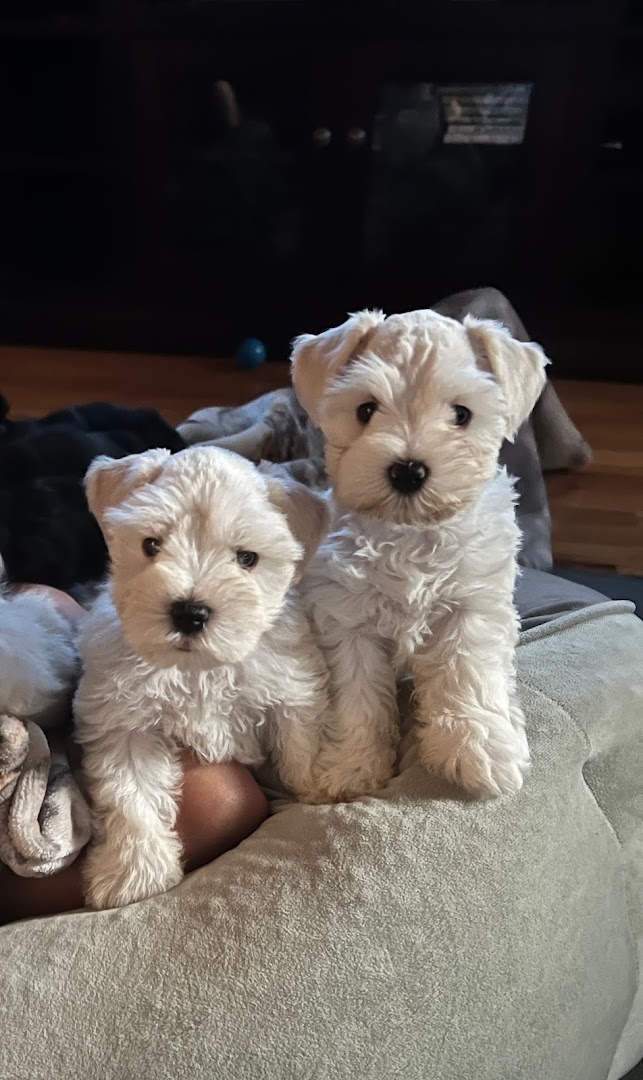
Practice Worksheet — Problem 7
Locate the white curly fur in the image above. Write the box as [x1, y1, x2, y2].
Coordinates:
[74, 446, 329, 910]
[292, 308, 549, 802]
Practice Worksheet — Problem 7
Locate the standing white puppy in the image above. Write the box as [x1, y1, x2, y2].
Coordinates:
[292, 308, 548, 802]
[74, 446, 329, 909]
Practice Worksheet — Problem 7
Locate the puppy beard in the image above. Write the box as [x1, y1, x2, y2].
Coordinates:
[113, 577, 283, 670]
[327, 441, 498, 527]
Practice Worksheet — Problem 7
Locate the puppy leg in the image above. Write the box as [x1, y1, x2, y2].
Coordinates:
[311, 635, 399, 802]
[271, 700, 324, 800]
[83, 730, 184, 910]
[264, 635, 329, 799]
[413, 609, 530, 798]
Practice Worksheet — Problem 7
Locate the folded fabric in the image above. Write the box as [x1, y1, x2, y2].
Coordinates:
[0, 715, 91, 877]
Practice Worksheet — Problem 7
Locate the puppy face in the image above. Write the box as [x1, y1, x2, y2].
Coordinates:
[85, 447, 327, 669]
[292, 309, 548, 526]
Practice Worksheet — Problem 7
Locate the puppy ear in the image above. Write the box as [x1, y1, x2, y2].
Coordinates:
[464, 315, 549, 439]
[291, 310, 385, 424]
[85, 448, 171, 533]
[264, 473, 330, 583]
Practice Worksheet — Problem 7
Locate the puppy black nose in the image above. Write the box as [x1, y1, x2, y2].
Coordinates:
[170, 600, 212, 636]
[387, 459, 429, 494]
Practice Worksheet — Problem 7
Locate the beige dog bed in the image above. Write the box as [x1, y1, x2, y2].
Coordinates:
[1, 573, 641, 1080]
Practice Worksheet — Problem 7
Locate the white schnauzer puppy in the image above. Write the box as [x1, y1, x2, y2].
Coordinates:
[291, 308, 549, 803]
[74, 445, 329, 910]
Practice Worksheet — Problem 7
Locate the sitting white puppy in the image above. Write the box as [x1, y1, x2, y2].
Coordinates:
[292, 308, 549, 802]
[74, 445, 329, 910]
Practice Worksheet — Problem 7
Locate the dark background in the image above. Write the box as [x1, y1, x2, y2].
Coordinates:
[0, 0, 641, 379]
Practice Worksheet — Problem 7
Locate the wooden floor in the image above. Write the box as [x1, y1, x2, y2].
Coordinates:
[548, 381, 643, 575]
[1, 345, 642, 576]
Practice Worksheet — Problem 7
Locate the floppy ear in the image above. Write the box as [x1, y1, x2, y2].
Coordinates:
[264, 473, 330, 583]
[85, 448, 171, 535]
[464, 315, 550, 440]
[291, 310, 386, 425]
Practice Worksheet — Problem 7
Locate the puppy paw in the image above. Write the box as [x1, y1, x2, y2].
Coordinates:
[277, 764, 317, 802]
[419, 718, 530, 798]
[300, 755, 396, 804]
[454, 740, 528, 798]
[84, 834, 184, 910]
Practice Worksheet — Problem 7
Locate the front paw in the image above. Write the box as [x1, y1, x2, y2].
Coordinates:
[419, 717, 530, 798]
[84, 833, 184, 910]
[301, 752, 396, 804]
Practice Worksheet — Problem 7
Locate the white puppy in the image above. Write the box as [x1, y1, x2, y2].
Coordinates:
[292, 308, 548, 802]
[74, 445, 329, 910]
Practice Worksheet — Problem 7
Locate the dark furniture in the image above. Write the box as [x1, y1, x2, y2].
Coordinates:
[0, 1, 640, 378]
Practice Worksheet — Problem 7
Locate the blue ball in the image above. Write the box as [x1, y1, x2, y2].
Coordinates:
[235, 337, 267, 370]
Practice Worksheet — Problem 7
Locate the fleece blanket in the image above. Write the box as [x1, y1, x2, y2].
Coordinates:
[0, 716, 91, 876]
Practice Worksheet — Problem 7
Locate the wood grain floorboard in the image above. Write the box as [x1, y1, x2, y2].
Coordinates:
[548, 380, 643, 574]
[1, 348, 642, 575]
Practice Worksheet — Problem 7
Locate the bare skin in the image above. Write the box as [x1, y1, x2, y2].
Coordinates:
[0, 587, 269, 926]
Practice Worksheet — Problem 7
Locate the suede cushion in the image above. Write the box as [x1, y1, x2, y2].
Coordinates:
[1, 580, 641, 1080]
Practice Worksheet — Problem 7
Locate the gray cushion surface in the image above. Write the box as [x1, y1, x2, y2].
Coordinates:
[1, 576, 641, 1080]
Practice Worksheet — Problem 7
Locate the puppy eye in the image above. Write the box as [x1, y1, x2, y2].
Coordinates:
[236, 550, 259, 570]
[453, 405, 472, 428]
[356, 401, 378, 425]
[142, 537, 162, 558]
